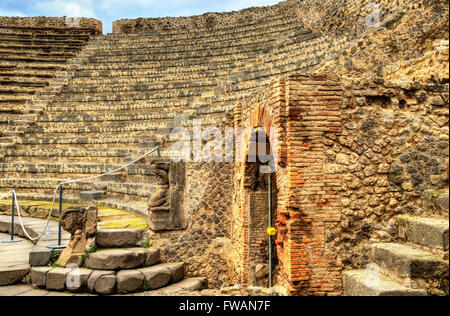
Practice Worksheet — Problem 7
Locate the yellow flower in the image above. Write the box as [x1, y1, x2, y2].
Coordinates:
[266, 227, 277, 236]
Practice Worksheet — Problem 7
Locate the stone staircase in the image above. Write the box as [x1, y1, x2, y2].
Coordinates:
[0, 25, 96, 146]
[344, 191, 449, 296]
[30, 228, 206, 295]
[0, 9, 346, 217]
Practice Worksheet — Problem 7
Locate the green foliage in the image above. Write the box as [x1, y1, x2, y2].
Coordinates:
[49, 251, 60, 267]
[143, 282, 151, 291]
[141, 240, 152, 249]
[87, 245, 98, 254]
[81, 245, 99, 267]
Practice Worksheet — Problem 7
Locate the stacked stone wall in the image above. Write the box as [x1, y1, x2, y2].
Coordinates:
[0, 16, 102, 34]
[149, 162, 235, 289]
[112, 1, 297, 34]
[326, 78, 449, 271]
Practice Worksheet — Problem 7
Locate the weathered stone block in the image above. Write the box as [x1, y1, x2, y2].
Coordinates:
[31, 267, 52, 288]
[29, 246, 52, 267]
[139, 265, 171, 290]
[159, 262, 185, 283]
[116, 270, 144, 294]
[95, 274, 116, 295]
[85, 248, 147, 270]
[46, 268, 68, 291]
[343, 270, 426, 296]
[0, 265, 30, 286]
[87, 270, 114, 293]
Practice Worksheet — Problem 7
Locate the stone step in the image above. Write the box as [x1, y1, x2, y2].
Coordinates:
[0, 179, 158, 201]
[30, 264, 201, 295]
[88, 30, 313, 62]
[60, 81, 216, 94]
[79, 191, 105, 201]
[0, 162, 160, 177]
[85, 248, 160, 270]
[1, 148, 160, 163]
[96, 229, 150, 248]
[396, 215, 449, 251]
[0, 70, 55, 79]
[106, 13, 296, 36]
[0, 36, 88, 46]
[435, 192, 449, 213]
[14, 134, 159, 145]
[0, 265, 30, 286]
[78, 38, 325, 73]
[343, 270, 427, 296]
[13, 192, 148, 217]
[103, 21, 298, 45]
[372, 243, 449, 280]
[101, 26, 300, 49]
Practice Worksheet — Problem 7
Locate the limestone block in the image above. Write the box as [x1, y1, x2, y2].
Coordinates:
[139, 265, 171, 290]
[31, 267, 52, 288]
[46, 268, 68, 291]
[116, 270, 145, 294]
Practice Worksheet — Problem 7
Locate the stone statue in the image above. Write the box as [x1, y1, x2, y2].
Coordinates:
[56, 205, 98, 267]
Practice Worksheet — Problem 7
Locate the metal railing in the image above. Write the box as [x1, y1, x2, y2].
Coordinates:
[0, 145, 161, 247]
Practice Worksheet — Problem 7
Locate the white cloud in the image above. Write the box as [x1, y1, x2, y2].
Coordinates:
[35, 0, 96, 18]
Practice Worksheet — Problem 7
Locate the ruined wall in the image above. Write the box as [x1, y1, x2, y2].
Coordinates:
[327, 78, 449, 270]
[112, 1, 297, 34]
[235, 73, 448, 295]
[0, 16, 102, 34]
[234, 75, 344, 296]
[233, 78, 290, 290]
[309, 0, 449, 83]
[149, 162, 235, 289]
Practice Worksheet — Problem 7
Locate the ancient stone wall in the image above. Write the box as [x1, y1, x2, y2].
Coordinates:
[311, 0, 449, 83]
[326, 78, 449, 271]
[112, 1, 297, 34]
[234, 73, 448, 295]
[233, 78, 290, 290]
[149, 162, 235, 289]
[0, 16, 102, 34]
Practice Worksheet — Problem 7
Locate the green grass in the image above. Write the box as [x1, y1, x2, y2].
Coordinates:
[49, 251, 61, 267]
[81, 245, 99, 268]
[141, 241, 152, 249]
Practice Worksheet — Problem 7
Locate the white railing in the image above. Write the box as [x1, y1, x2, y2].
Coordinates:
[0, 146, 160, 244]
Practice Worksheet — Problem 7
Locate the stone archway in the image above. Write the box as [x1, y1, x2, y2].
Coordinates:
[233, 103, 285, 287]
[244, 128, 278, 287]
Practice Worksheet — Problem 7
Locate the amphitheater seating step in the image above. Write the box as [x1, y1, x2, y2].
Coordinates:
[85, 248, 160, 270]
[372, 243, 449, 279]
[396, 215, 449, 251]
[343, 270, 427, 296]
[96, 229, 149, 248]
[79, 191, 105, 201]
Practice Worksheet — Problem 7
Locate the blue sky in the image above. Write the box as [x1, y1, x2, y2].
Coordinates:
[0, 0, 282, 33]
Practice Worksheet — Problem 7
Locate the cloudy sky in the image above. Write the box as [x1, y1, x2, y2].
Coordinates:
[0, 0, 281, 33]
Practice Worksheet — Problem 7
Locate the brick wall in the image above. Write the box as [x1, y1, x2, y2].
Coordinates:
[235, 73, 448, 295]
[234, 75, 343, 295]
